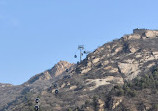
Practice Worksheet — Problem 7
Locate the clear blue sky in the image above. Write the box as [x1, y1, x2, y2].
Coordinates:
[0, 0, 158, 85]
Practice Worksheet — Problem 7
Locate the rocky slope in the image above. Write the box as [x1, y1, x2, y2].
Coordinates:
[1, 29, 158, 111]
[25, 60, 75, 84]
[0, 61, 74, 111]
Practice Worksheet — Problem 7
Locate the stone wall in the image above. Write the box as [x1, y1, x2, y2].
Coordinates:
[133, 28, 158, 38]
[133, 29, 147, 35]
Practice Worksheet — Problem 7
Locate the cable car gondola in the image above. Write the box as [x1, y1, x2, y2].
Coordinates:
[55, 89, 59, 94]
[74, 55, 77, 58]
[34, 105, 39, 111]
[66, 69, 69, 72]
[54, 83, 57, 88]
[35, 98, 40, 103]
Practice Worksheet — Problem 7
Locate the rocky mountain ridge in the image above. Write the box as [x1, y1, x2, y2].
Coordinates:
[25, 61, 74, 85]
[0, 61, 74, 111]
[1, 29, 158, 111]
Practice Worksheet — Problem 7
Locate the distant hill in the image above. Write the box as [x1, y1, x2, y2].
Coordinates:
[1, 29, 158, 111]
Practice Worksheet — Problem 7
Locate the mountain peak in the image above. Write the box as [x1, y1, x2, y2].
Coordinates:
[55, 60, 72, 68]
[52, 60, 74, 77]
[25, 60, 74, 84]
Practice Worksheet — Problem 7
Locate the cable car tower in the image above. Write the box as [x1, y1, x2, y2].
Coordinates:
[78, 45, 84, 62]
[74, 45, 90, 63]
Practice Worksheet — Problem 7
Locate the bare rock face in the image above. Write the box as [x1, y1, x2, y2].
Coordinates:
[52, 61, 74, 77]
[39, 71, 52, 80]
[123, 34, 141, 40]
[118, 62, 140, 80]
[98, 99, 105, 111]
[110, 97, 123, 110]
[26, 61, 74, 84]
[145, 30, 158, 38]
[86, 76, 124, 91]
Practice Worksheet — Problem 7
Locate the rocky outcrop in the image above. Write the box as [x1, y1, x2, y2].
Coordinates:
[110, 97, 123, 110]
[86, 76, 124, 91]
[26, 61, 74, 84]
[98, 99, 105, 111]
[123, 34, 141, 40]
[52, 61, 74, 77]
[118, 62, 140, 80]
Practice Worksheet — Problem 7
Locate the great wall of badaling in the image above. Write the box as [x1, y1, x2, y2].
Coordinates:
[122, 28, 158, 40]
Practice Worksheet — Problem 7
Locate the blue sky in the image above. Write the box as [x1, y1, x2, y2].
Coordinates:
[0, 0, 158, 85]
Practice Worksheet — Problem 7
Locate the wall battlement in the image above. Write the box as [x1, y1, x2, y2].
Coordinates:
[133, 28, 158, 38]
[133, 28, 149, 35]
[123, 29, 158, 41]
